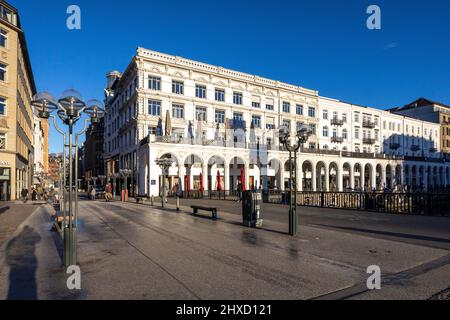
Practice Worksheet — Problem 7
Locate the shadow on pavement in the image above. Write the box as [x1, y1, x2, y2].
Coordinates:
[5, 226, 41, 300]
[0, 206, 9, 215]
[315, 224, 450, 244]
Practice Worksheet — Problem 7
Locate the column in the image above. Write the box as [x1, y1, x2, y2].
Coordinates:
[399, 166, 403, 190]
[360, 165, 365, 191]
[202, 163, 208, 192]
[280, 165, 285, 191]
[311, 164, 317, 191]
[224, 164, 230, 193]
[338, 168, 343, 192]
[263, 165, 269, 192]
[324, 166, 330, 192]
[349, 166, 355, 190]
[178, 165, 185, 192]
[380, 168, 386, 190]
[371, 166, 377, 190]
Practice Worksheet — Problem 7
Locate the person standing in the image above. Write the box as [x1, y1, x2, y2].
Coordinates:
[90, 187, 96, 200]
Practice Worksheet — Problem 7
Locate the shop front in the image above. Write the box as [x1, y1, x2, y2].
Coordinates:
[0, 167, 11, 201]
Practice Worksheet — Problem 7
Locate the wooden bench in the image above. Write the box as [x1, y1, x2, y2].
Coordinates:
[191, 205, 218, 220]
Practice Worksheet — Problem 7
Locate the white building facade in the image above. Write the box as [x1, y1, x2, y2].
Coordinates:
[103, 48, 450, 196]
[33, 113, 44, 184]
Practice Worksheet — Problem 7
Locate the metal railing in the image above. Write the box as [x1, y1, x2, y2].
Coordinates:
[266, 190, 450, 216]
[170, 189, 450, 215]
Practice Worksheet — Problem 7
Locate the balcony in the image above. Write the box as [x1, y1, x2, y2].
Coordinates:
[389, 143, 401, 149]
[228, 119, 247, 131]
[410, 145, 421, 152]
[331, 136, 344, 143]
[330, 118, 344, 126]
[363, 138, 376, 145]
[362, 121, 376, 129]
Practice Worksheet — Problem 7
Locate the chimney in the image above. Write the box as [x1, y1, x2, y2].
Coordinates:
[106, 71, 122, 89]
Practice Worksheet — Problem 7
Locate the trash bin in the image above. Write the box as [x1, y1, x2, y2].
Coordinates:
[242, 191, 263, 227]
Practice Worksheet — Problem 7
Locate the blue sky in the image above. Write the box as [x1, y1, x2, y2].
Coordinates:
[13, 0, 450, 153]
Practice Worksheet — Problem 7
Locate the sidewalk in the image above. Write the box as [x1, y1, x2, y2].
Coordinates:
[1, 199, 449, 299]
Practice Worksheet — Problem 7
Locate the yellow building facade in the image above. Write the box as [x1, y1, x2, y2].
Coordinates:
[0, 1, 37, 201]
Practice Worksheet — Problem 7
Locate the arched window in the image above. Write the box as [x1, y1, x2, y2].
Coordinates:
[332, 128, 337, 138]
[342, 146, 348, 151]
[323, 126, 329, 137]
[323, 145, 329, 150]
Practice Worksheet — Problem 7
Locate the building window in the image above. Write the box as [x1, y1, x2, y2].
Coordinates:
[172, 103, 184, 119]
[0, 63, 6, 81]
[308, 124, 316, 135]
[252, 102, 260, 109]
[342, 113, 347, 123]
[233, 92, 243, 105]
[296, 104, 303, 115]
[195, 106, 207, 121]
[308, 107, 316, 118]
[266, 123, 275, 130]
[252, 115, 261, 128]
[332, 128, 337, 138]
[215, 110, 225, 124]
[233, 112, 243, 121]
[282, 119, 291, 130]
[342, 129, 348, 140]
[296, 121, 304, 131]
[172, 80, 184, 94]
[322, 126, 329, 137]
[282, 102, 290, 113]
[354, 112, 360, 123]
[323, 110, 328, 120]
[148, 76, 161, 90]
[355, 127, 360, 139]
[0, 133, 5, 149]
[148, 99, 161, 116]
[215, 88, 225, 102]
[0, 96, 5, 115]
[266, 104, 274, 111]
[323, 145, 329, 150]
[148, 127, 156, 135]
[0, 29, 7, 48]
[195, 85, 206, 99]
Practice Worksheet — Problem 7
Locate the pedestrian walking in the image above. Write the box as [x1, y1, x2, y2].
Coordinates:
[21, 188, 28, 203]
[237, 182, 243, 202]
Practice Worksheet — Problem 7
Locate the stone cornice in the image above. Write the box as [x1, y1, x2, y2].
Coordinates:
[136, 47, 318, 98]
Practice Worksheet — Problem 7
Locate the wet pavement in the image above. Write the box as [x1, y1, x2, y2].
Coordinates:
[1, 199, 449, 299]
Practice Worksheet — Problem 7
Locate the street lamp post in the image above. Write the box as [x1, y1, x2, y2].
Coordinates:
[155, 158, 174, 208]
[119, 169, 132, 201]
[32, 91, 105, 267]
[279, 126, 311, 236]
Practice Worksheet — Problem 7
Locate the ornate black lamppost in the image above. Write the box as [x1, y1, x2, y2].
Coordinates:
[155, 158, 173, 208]
[279, 126, 311, 236]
